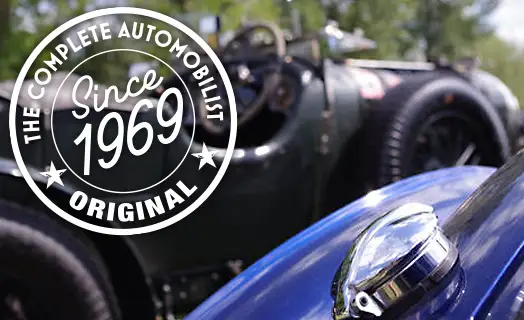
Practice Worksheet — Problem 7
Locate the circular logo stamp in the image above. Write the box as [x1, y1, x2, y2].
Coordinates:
[9, 7, 237, 235]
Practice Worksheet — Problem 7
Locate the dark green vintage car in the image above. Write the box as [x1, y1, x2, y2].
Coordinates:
[0, 17, 520, 319]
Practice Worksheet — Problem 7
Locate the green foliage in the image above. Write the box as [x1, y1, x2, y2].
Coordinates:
[281, 0, 324, 33]
[476, 35, 524, 107]
[408, 0, 498, 60]
[0, 0, 521, 107]
[335, 0, 418, 59]
[0, 0, 126, 82]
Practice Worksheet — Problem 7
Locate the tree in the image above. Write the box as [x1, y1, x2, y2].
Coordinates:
[410, 0, 501, 60]
[476, 35, 524, 107]
[0, 0, 119, 81]
[0, 0, 10, 59]
[334, 0, 419, 59]
[283, 0, 325, 33]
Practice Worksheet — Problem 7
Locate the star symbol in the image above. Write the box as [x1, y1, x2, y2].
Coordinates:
[192, 143, 218, 170]
[40, 162, 67, 188]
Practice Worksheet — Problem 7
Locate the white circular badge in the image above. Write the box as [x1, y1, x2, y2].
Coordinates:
[9, 7, 237, 235]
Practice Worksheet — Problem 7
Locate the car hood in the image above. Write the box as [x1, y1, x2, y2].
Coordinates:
[187, 165, 500, 319]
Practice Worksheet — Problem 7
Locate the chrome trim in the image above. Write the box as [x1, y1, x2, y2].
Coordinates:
[344, 59, 436, 71]
[332, 203, 459, 319]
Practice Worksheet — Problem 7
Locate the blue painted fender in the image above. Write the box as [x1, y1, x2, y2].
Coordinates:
[187, 166, 496, 320]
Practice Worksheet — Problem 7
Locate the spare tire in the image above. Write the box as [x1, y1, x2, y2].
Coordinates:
[361, 70, 511, 190]
[0, 200, 120, 320]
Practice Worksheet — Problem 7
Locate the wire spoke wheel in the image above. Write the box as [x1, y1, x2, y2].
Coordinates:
[410, 110, 487, 176]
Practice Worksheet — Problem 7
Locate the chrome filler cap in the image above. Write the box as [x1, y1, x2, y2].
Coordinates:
[331, 203, 458, 319]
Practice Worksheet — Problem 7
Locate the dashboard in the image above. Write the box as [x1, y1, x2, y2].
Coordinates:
[163, 37, 320, 149]
[182, 63, 303, 149]
[182, 72, 298, 124]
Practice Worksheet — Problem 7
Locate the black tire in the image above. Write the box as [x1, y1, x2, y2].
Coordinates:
[516, 109, 524, 151]
[0, 200, 120, 320]
[361, 71, 511, 189]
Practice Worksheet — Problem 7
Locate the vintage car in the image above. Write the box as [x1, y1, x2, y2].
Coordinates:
[0, 18, 521, 319]
[185, 148, 524, 320]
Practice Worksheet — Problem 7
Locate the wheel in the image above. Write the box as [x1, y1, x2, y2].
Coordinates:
[361, 71, 511, 189]
[0, 200, 120, 320]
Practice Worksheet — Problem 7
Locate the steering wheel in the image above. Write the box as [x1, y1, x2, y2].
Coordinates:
[199, 21, 287, 134]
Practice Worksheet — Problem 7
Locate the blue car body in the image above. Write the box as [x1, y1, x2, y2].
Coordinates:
[187, 156, 524, 319]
